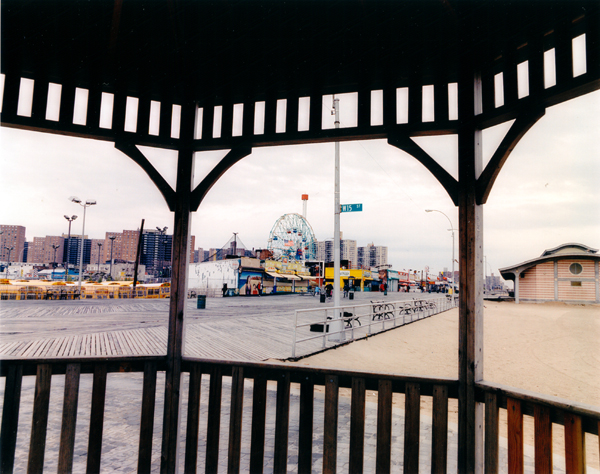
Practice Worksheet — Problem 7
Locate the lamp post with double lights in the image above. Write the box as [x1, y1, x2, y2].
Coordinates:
[4, 246, 14, 278]
[97, 242, 103, 279]
[64, 215, 77, 281]
[425, 209, 457, 294]
[156, 226, 167, 278]
[70, 197, 96, 294]
[109, 235, 116, 280]
[51, 244, 60, 280]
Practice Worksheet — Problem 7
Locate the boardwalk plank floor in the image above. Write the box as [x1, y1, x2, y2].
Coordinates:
[0, 293, 448, 361]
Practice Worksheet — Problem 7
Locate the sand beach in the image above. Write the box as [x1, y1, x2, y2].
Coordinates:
[286, 300, 600, 469]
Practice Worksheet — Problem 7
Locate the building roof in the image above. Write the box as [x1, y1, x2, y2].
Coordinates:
[499, 243, 600, 281]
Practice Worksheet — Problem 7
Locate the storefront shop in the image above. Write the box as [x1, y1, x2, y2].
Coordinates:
[324, 268, 373, 291]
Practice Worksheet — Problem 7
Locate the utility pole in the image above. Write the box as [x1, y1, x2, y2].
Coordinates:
[331, 96, 344, 340]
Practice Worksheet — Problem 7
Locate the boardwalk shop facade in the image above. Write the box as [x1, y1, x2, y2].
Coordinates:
[500, 243, 600, 304]
[1, 2, 599, 473]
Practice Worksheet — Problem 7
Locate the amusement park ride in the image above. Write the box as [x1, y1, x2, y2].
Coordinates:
[266, 212, 316, 262]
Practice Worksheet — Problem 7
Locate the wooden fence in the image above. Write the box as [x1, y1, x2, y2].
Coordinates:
[0, 357, 598, 473]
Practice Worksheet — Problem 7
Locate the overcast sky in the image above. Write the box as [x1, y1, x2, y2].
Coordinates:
[1, 89, 599, 279]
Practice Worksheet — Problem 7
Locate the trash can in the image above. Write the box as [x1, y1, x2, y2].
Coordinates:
[349, 291, 354, 300]
[320, 294, 326, 303]
[197, 295, 206, 309]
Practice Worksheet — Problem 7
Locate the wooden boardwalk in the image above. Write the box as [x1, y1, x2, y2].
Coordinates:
[0, 293, 448, 361]
[0, 295, 330, 360]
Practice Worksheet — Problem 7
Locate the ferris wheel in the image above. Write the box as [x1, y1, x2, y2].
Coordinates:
[267, 213, 316, 261]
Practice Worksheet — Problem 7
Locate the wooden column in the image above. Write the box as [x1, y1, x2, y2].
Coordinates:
[160, 101, 196, 474]
[457, 17, 485, 472]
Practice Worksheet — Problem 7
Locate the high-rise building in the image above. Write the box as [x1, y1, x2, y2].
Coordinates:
[121, 230, 140, 262]
[357, 243, 388, 269]
[140, 229, 173, 275]
[90, 239, 105, 269]
[341, 239, 357, 268]
[103, 232, 123, 263]
[29, 236, 65, 264]
[0, 225, 27, 262]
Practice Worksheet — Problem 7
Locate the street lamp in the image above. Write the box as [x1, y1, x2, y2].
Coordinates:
[109, 235, 116, 280]
[4, 246, 14, 278]
[70, 197, 96, 294]
[97, 242, 103, 278]
[51, 243, 60, 280]
[156, 226, 167, 278]
[425, 209, 457, 294]
[64, 215, 77, 281]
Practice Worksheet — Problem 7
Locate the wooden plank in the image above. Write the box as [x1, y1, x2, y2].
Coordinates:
[86, 363, 108, 474]
[484, 392, 499, 474]
[507, 397, 524, 474]
[184, 364, 202, 474]
[564, 413, 585, 474]
[432, 384, 449, 474]
[404, 382, 421, 474]
[534, 404, 552, 474]
[58, 363, 81, 474]
[0, 363, 23, 474]
[249, 375, 268, 474]
[273, 372, 291, 474]
[137, 361, 157, 473]
[323, 375, 339, 474]
[376, 379, 393, 474]
[27, 364, 52, 474]
[298, 375, 315, 474]
[227, 367, 245, 474]
[205, 366, 223, 474]
[349, 377, 366, 474]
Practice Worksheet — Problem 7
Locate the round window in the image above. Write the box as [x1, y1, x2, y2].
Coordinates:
[569, 263, 583, 275]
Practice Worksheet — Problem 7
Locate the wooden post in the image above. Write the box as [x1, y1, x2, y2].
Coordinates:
[160, 102, 196, 473]
[457, 13, 485, 471]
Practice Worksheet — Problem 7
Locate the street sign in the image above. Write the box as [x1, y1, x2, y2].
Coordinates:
[341, 203, 363, 213]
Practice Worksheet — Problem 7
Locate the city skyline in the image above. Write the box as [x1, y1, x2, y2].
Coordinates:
[1, 90, 599, 277]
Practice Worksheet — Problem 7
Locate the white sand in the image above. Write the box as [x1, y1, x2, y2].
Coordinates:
[286, 301, 600, 467]
[290, 301, 600, 407]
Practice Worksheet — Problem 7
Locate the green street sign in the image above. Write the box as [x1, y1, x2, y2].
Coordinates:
[341, 203, 363, 213]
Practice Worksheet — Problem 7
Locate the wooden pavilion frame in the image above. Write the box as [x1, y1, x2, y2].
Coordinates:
[1, 1, 599, 472]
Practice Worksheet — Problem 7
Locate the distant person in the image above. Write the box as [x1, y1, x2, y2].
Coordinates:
[325, 283, 333, 298]
[257, 282, 262, 296]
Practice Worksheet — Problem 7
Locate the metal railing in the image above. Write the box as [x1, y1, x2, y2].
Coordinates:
[292, 296, 458, 358]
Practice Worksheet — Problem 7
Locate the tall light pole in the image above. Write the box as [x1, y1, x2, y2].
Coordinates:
[109, 235, 116, 280]
[97, 242, 103, 278]
[51, 243, 60, 279]
[64, 215, 77, 281]
[70, 197, 96, 294]
[4, 246, 14, 278]
[156, 226, 167, 279]
[425, 209, 457, 294]
[331, 96, 344, 340]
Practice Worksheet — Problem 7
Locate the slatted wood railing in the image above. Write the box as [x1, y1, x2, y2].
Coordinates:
[1, 356, 599, 473]
[477, 381, 600, 474]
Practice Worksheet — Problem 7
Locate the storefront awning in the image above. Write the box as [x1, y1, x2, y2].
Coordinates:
[298, 275, 318, 280]
[266, 271, 301, 280]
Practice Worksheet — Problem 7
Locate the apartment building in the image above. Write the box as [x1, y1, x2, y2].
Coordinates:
[0, 224, 27, 262]
[29, 236, 65, 265]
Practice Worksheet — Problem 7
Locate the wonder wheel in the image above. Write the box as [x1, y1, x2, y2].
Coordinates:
[267, 213, 316, 261]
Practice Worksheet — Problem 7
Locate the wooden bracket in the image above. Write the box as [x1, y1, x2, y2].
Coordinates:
[114, 141, 177, 211]
[388, 133, 459, 206]
[190, 147, 252, 211]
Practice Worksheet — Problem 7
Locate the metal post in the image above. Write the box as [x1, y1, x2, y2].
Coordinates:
[109, 235, 115, 279]
[330, 96, 344, 340]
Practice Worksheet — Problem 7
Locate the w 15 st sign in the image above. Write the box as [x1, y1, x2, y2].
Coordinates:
[341, 203, 363, 213]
